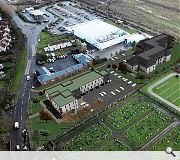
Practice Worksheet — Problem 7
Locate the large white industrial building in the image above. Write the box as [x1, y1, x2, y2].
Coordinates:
[66, 19, 129, 50]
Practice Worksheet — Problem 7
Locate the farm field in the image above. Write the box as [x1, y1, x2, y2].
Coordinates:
[153, 75, 180, 107]
[100, 139, 130, 151]
[62, 123, 112, 151]
[149, 126, 180, 151]
[106, 97, 152, 129]
[125, 111, 172, 148]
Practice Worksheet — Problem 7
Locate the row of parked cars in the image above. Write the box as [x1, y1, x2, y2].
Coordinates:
[46, 54, 68, 63]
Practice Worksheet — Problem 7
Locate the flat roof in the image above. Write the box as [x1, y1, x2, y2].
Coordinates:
[46, 70, 107, 106]
[66, 19, 129, 50]
[53, 95, 75, 107]
[47, 71, 105, 95]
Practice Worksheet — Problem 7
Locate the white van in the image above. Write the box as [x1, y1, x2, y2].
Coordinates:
[14, 122, 19, 129]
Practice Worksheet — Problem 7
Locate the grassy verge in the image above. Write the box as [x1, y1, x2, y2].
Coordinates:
[30, 115, 72, 147]
[11, 49, 27, 94]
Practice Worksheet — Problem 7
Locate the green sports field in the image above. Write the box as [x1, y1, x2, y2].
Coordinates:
[153, 76, 180, 107]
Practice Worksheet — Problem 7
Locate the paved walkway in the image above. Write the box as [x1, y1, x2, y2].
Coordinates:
[29, 113, 39, 119]
[147, 73, 180, 112]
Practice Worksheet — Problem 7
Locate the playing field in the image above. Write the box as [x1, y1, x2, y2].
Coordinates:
[153, 76, 180, 107]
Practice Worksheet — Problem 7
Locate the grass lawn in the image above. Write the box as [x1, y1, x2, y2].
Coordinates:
[29, 102, 43, 115]
[106, 97, 152, 130]
[100, 139, 130, 151]
[0, 80, 5, 89]
[11, 48, 27, 94]
[30, 116, 72, 147]
[125, 111, 172, 148]
[62, 123, 112, 151]
[148, 126, 180, 151]
[153, 75, 180, 107]
[105, 20, 136, 34]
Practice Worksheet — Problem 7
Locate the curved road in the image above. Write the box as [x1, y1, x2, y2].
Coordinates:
[1, 0, 49, 150]
[147, 73, 180, 113]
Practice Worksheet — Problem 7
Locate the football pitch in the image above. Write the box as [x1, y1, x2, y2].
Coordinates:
[153, 76, 180, 107]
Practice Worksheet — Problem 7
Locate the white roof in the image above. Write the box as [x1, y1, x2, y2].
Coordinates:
[66, 19, 129, 50]
[30, 10, 44, 16]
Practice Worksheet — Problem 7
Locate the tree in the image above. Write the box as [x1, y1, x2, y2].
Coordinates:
[107, 64, 111, 68]
[118, 62, 127, 71]
[33, 98, 40, 107]
[131, 41, 136, 50]
[112, 64, 117, 69]
[39, 110, 52, 123]
[136, 71, 146, 84]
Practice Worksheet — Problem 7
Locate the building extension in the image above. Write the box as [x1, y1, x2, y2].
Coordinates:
[45, 70, 109, 115]
[126, 34, 174, 74]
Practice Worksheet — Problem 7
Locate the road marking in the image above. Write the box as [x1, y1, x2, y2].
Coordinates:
[24, 60, 31, 75]
[22, 100, 23, 106]
[21, 106, 23, 113]
[21, 115, 23, 121]
[32, 44, 36, 57]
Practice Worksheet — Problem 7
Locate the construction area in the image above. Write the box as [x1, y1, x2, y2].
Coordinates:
[77, 0, 180, 39]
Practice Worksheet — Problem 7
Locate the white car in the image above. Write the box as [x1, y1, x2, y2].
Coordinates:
[114, 57, 118, 60]
[123, 79, 128, 82]
[110, 71, 114, 74]
[123, 60, 127, 63]
[120, 87, 125, 91]
[132, 83, 137, 87]
[114, 73, 118, 76]
[117, 75, 122, 79]
[107, 79, 112, 83]
[99, 93, 104, 97]
[115, 89, 120, 93]
[102, 92, 107, 95]
[26, 75, 30, 81]
[122, 77, 126, 80]
[110, 91, 116, 96]
[32, 86, 35, 89]
[16, 145, 20, 151]
[122, 54, 125, 56]
[128, 81, 132, 85]
[111, 58, 115, 61]
[14, 122, 19, 129]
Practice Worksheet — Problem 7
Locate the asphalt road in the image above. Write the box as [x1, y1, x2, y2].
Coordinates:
[1, 0, 49, 150]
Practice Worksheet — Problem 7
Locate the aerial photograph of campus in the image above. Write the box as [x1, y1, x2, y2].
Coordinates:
[0, 0, 179, 157]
